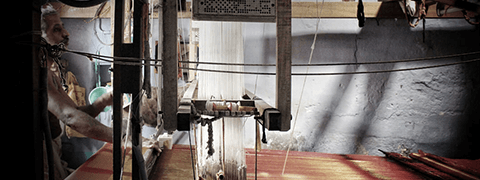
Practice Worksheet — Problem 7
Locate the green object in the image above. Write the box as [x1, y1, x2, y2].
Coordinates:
[89, 87, 111, 112]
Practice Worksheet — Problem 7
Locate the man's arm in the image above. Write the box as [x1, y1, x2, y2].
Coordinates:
[47, 72, 113, 143]
[48, 91, 113, 143]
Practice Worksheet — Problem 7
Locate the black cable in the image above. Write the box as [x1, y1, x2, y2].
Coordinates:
[17, 41, 480, 68]
[45, 41, 480, 67]
[181, 67, 273, 75]
[18, 41, 480, 76]
[180, 58, 480, 76]
[180, 51, 480, 67]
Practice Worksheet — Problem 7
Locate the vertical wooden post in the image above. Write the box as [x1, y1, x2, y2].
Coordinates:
[131, 1, 145, 179]
[276, 0, 292, 131]
[162, 0, 178, 132]
[157, 3, 163, 129]
[112, 0, 124, 179]
[113, 0, 146, 179]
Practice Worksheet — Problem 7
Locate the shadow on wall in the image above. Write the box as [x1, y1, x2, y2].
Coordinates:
[245, 19, 480, 159]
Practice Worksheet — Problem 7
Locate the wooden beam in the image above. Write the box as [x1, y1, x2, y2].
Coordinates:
[113, 0, 147, 178]
[55, 1, 470, 19]
[245, 90, 283, 131]
[292, 2, 472, 18]
[245, 90, 274, 117]
[276, 0, 292, 131]
[177, 80, 197, 131]
[162, 0, 178, 132]
[131, 1, 147, 179]
[293, 2, 404, 18]
[112, 0, 124, 178]
[183, 79, 198, 100]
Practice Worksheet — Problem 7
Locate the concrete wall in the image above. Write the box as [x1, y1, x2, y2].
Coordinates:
[62, 18, 113, 97]
[242, 18, 480, 159]
[61, 17, 480, 165]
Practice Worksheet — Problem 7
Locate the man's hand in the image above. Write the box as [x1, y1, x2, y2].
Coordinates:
[78, 91, 113, 117]
[96, 91, 113, 107]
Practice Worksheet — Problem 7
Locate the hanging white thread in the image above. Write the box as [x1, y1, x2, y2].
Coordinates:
[282, 0, 325, 175]
[196, 21, 246, 179]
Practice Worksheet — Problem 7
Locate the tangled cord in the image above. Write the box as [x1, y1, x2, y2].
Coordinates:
[206, 121, 215, 158]
[40, 38, 69, 91]
[405, 0, 427, 28]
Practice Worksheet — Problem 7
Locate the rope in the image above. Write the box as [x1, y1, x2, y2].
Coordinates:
[206, 121, 214, 158]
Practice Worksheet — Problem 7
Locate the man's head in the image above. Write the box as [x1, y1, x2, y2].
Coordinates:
[41, 4, 69, 47]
